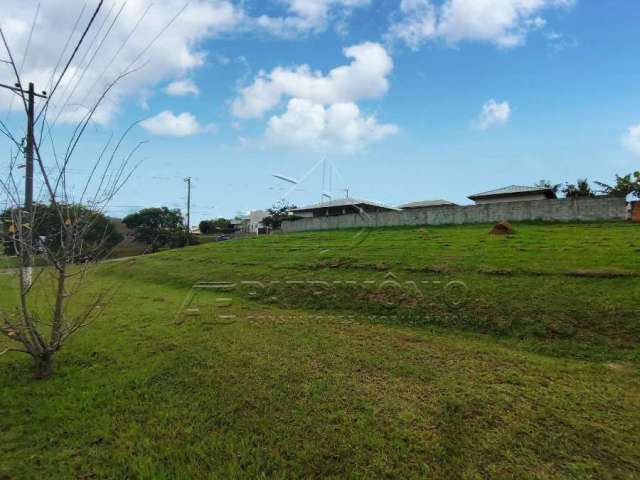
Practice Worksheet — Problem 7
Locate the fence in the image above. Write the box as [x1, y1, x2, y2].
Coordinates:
[281, 196, 629, 233]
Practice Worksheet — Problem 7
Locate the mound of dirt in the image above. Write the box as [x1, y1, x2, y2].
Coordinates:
[490, 220, 514, 235]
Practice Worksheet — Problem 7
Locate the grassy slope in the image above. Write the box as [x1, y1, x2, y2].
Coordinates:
[1, 222, 639, 479]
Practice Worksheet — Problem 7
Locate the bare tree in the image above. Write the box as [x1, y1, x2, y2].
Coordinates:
[0, 12, 145, 378]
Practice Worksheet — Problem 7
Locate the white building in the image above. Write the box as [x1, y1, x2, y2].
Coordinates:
[232, 210, 270, 234]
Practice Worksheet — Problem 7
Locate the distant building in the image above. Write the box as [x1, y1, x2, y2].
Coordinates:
[290, 198, 399, 218]
[230, 217, 249, 232]
[231, 210, 270, 234]
[468, 185, 557, 205]
[397, 199, 458, 210]
[248, 210, 269, 233]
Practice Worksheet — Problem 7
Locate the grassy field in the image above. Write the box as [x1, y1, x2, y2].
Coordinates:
[1, 222, 639, 478]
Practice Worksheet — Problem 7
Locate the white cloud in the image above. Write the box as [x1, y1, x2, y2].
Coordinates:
[254, 0, 371, 36]
[0, 1, 243, 124]
[232, 41, 396, 151]
[386, 0, 437, 51]
[387, 0, 575, 49]
[140, 110, 215, 137]
[266, 98, 398, 152]
[165, 79, 199, 96]
[622, 124, 640, 157]
[0, 2, 379, 126]
[474, 99, 511, 130]
[232, 42, 393, 118]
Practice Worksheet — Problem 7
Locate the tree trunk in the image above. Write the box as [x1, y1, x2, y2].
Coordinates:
[33, 352, 54, 379]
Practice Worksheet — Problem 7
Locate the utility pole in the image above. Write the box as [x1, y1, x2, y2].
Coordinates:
[184, 177, 191, 231]
[0, 81, 46, 288]
[23, 83, 35, 287]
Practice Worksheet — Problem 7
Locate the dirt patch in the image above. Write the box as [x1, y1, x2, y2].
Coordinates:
[564, 269, 637, 278]
[479, 268, 514, 276]
[424, 265, 453, 274]
[417, 228, 430, 239]
[606, 362, 635, 373]
[490, 220, 515, 235]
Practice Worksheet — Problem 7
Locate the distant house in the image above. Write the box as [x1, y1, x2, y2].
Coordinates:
[468, 185, 557, 205]
[230, 217, 250, 232]
[231, 210, 270, 234]
[290, 198, 399, 218]
[397, 199, 458, 210]
[248, 210, 269, 233]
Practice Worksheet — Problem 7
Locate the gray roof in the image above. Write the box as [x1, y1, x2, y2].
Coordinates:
[397, 199, 457, 209]
[468, 185, 557, 200]
[291, 197, 400, 212]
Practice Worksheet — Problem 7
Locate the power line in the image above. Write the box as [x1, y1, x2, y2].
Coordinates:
[52, 1, 125, 125]
[0, 28, 29, 114]
[50, 0, 117, 123]
[4, 3, 40, 120]
[46, 4, 88, 95]
[18, 4, 40, 77]
[121, 1, 190, 74]
[78, 2, 153, 110]
[35, 0, 105, 124]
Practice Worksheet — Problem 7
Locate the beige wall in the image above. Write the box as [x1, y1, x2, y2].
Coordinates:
[282, 197, 628, 233]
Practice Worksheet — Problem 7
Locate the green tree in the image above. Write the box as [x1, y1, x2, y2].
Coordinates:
[264, 200, 297, 230]
[2, 203, 123, 260]
[562, 179, 595, 199]
[199, 218, 232, 234]
[123, 207, 191, 252]
[595, 172, 640, 198]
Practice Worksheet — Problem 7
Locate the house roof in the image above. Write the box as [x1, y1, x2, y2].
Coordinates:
[291, 197, 400, 213]
[468, 185, 557, 200]
[397, 199, 457, 209]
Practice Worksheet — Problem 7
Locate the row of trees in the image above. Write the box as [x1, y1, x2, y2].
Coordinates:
[199, 218, 233, 235]
[2, 204, 123, 261]
[122, 207, 197, 252]
[536, 171, 640, 199]
[2, 205, 197, 258]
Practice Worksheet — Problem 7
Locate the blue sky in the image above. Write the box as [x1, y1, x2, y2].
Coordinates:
[1, 0, 639, 223]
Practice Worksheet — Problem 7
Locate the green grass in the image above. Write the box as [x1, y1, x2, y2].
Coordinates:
[1, 222, 639, 478]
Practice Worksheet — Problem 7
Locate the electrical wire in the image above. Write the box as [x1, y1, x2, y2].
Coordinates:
[35, 0, 105, 124]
